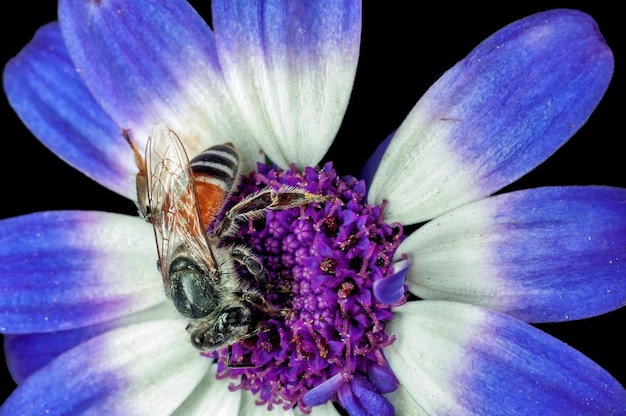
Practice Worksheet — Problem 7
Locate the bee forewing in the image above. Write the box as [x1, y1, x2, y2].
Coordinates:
[145, 124, 219, 289]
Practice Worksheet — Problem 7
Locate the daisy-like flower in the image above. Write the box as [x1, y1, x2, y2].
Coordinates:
[1, 1, 625, 415]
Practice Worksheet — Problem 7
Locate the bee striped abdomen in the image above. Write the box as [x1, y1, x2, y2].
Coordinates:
[189, 144, 241, 229]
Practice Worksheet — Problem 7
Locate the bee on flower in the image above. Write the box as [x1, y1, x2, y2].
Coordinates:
[1, 1, 624, 415]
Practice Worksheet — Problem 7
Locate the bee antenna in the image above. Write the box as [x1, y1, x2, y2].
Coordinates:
[122, 128, 147, 174]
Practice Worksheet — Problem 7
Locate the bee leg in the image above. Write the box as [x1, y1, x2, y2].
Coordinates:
[268, 187, 336, 211]
[239, 287, 286, 318]
[231, 245, 268, 286]
[216, 187, 335, 237]
[231, 245, 291, 295]
[230, 246, 279, 314]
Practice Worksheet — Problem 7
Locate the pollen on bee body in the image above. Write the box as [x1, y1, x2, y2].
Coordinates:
[210, 161, 407, 412]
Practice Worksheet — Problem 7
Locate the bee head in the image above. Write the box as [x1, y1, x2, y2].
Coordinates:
[189, 306, 252, 351]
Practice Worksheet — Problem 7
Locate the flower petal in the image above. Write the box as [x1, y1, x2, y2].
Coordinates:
[399, 186, 626, 323]
[3, 22, 136, 199]
[360, 130, 394, 186]
[172, 363, 241, 415]
[372, 258, 409, 305]
[213, 0, 362, 168]
[348, 373, 394, 416]
[369, 9, 614, 224]
[5, 324, 110, 386]
[0, 211, 162, 333]
[386, 384, 428, 415]
[309, 402, 342, 416]
[387, 301, 626, 415]
[0, 320, 210, 415]
[366, 362, 399, 394]
[4, 303, 173, 384]
[58, 0, 262, 170]
[302, 372, 344, 408]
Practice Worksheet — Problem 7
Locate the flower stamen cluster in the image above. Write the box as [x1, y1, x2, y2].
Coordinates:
[212, 162, 406, 413]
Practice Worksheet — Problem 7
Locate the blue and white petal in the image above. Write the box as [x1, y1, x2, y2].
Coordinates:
[399, 186, 626, 323]
[4, 303, 175, 384]
[5, 322, 114, 385]
[369, 9, 614, 224]
[0, 320, 210, 415]
[0, 211, 162, 333]
[213, 0, 361, 169]
[3, 22, 137, 199]
[58, 0, 262, 170]
[387, 301, 626, 415]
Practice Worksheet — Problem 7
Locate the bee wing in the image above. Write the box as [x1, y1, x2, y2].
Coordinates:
[144, 124, 219, 293]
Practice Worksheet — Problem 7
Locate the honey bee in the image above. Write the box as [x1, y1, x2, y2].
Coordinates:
[125, 124, 330, 351]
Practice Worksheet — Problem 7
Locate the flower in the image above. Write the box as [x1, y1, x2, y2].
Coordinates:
[2, 1, 625, 415]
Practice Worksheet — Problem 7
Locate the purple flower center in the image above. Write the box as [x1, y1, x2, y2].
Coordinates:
[210, 162, 406, 413]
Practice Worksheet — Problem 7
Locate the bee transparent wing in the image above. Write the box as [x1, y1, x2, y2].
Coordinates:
[144, 124, 218, 293]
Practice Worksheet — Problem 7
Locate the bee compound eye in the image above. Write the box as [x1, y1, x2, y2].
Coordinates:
[168, 257, 218, 319]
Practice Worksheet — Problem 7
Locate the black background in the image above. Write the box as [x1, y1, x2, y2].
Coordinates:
[1, 1, 624, 406]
